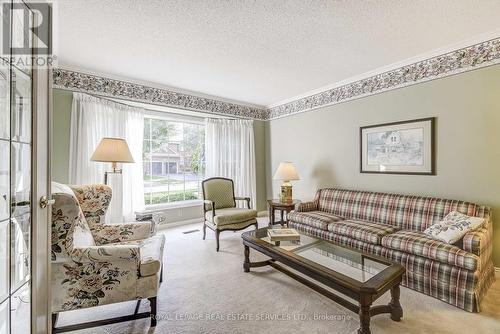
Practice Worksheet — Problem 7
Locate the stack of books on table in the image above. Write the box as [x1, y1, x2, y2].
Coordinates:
[267, 228, 300, 242]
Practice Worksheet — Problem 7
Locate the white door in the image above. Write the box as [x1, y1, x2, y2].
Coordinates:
[0, 2, 51, 333]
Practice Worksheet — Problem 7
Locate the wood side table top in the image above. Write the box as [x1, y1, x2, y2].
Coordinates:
[267, 199, 300, 208]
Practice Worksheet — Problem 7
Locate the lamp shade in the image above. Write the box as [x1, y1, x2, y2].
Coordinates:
[273, 162, 300, 181]
[90, 137, 135, 163]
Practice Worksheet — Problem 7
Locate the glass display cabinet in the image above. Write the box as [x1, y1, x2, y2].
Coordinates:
[0, 2, 34, 333]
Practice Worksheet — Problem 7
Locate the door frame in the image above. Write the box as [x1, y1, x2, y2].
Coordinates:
[30, 3, 52, 333]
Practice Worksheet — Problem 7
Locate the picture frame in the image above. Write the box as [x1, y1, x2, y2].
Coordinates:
[360, 117, 435, 175]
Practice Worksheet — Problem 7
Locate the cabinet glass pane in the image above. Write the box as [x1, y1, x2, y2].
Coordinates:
[0, 299, 9, 334]
[10, 214, 30, 291]
[0, 64, 8, 140]
[10, 143, 30, 217]
[0, 141, 8, 221]
[10, 283, 30, 334]
[0, 220, 8, 302]
[11, 68, 31, 143]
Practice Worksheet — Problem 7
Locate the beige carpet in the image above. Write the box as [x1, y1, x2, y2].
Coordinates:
[59, 218, 500, 334]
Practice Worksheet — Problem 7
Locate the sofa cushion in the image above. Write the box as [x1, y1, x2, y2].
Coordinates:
[287, 211, 343, 230]
[205, 207, 257, 226]
[381, 230, 478, 271]
[327, 220, 399, 245]
[317, 188, 483, 232]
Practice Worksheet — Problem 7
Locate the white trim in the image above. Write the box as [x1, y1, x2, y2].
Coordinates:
[157, 217, 203, 230]
[267, 29, 500, 109]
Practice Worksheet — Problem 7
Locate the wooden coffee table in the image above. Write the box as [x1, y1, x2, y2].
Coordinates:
[241, 227, 405, 334]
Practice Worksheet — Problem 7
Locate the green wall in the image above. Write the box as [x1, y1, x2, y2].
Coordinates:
[265, 65, 500, 266]
[51, 89, 268, 211]
[52, 89, 72, 184]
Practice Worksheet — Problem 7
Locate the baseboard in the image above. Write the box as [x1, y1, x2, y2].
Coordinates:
[157, 218, 203, 230]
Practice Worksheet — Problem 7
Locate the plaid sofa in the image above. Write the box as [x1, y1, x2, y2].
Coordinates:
[288, 188, 495, 312]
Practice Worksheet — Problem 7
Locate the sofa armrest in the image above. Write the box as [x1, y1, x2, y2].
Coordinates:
[462, 213, 493, 274]
[92, 222, 153, 245]
[296, 201, 318, 212]
[463, 226, 492, 256]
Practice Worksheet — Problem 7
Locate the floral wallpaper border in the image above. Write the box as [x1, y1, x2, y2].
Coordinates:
[268, 38, 500, 119]
[53, 38, 500, 121]
[52, 69, 268, 120]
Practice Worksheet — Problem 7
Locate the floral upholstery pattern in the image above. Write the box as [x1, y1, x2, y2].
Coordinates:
[51, 183, 164, 313]
[288, 188, 495, 312]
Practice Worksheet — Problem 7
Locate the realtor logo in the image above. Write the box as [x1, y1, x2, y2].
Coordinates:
[2, 1, 52, 55]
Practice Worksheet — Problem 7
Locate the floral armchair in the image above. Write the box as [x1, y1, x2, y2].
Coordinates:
[51, 182, 165, 331]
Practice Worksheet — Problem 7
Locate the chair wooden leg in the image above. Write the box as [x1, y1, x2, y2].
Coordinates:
[149, 297, 157, 327]
[159, 262, 163, 283]
[215, 230, 220, 252]
[202, 223, 206, 240]
[52, 313, 58, 330]
[134, 300, 141, 315]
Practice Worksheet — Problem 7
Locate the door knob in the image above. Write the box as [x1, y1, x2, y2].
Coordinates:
[39, 196, 55, 209]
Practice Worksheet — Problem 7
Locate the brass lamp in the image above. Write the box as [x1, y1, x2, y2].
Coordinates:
[273, 162, 300, 203]
[90, 137, 135, 183]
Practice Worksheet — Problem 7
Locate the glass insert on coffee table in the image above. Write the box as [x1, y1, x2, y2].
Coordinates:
[241, 227, 405, 334]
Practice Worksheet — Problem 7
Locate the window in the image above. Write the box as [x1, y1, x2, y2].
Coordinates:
[143, 116, 205, 205]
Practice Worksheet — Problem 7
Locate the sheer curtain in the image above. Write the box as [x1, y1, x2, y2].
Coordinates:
[69, 92, 145, 220]
[205, 118, 257, 208]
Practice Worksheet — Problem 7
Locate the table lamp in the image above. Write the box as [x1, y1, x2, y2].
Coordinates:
[91, 137, 134, 224]
[273, 162, 300, 203]
[90, 137, 134, 183]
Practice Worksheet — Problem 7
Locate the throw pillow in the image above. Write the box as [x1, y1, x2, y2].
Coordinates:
[423, 211, 484, 244]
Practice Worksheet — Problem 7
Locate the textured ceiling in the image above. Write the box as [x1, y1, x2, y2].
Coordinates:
[56, 0, 500, 107]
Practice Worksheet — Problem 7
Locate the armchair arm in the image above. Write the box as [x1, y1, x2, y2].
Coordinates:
[235, 197, 251, 209]
[296, 201, 318, 212]
[91, 222, 153, 245]
[204, 199, 216, 217]
[69, 184, 112, 225]
[71, 244, 140, 265]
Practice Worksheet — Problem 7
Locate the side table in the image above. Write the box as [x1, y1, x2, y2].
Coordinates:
[267, 199, 300, 227]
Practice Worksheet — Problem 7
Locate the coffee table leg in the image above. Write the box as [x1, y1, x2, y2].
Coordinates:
[243, 245, 250, 272]
[358, 301, 372, 334]
[389, 284, 403, 321]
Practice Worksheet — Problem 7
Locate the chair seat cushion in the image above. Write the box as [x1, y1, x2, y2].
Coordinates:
[381, 230, 478, 271]
[287, 211, 343, 230]
[205, 207, 258, 226]
[119, 234, 165, 277]
[327, 220, 399, 244]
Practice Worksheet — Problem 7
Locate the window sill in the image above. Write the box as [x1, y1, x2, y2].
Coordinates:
[139, 199, 203, 213]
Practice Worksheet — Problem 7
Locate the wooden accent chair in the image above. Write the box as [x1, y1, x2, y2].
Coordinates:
[51, 183, 165, 332]
[202, 177, 258, 251]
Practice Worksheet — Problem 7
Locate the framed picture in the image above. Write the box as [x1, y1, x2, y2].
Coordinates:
[360, 117, 435, 175]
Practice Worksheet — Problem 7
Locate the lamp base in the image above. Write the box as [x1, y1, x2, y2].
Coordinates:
[280, 182, 293, 203]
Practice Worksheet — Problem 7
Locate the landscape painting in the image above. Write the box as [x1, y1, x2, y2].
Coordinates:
[366, 128, 424, 166]
[360, 118, 435, 175]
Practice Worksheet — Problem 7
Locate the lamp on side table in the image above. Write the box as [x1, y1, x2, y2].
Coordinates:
[91, 137, 135, 224]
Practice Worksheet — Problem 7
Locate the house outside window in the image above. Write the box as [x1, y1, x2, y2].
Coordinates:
[143, 116, 205, 205]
